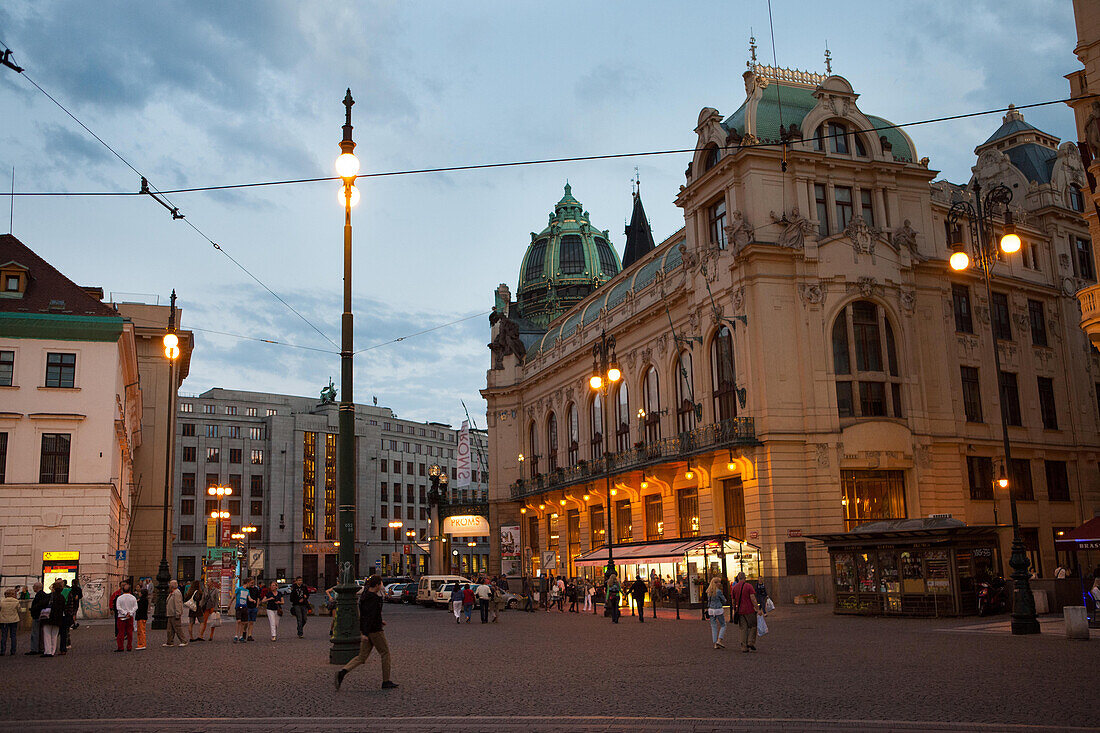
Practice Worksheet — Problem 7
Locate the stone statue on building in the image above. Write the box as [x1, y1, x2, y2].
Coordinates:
[724, 210, 754, 253]
[891, 219, 919, 258]
[770, 208, 814, 250]
[489, 308, 527, 369]
[320, 378, 336, 404]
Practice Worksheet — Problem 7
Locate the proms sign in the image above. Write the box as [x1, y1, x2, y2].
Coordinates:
[443, 514, 489, 537]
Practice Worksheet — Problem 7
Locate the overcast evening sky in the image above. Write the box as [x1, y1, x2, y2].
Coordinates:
[0, 1, 1079, 427]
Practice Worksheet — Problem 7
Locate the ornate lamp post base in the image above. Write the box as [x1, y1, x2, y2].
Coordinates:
[1008, 536, 1040, 635]
[329, 562, 360, 664]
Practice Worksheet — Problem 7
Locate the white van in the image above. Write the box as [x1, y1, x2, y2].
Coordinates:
[417, 575, 469, 606]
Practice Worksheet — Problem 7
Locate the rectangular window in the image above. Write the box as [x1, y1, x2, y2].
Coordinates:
[406, 506, 413, 521]
[181, 472, 195, 495]
[1037, 377, 1058, 430]
[1028, 300, 1047, 347]
[967, 456, 994, 500]
[302, 431, 316, 540]
[229, 448, 242, 464]
[250, 474, 263, 496]
[723, 477, 745, 541]
[40, 433, 71, 483]
[860, 189, 875, 227]
[952, 284, 973, 333]
[406, 485, 414, 503]
[835, 382, 855, 418]
[180, 498, 195, 515]
[785, 541, 808, 576]
[829, 122, 849, 154]
[380, 505, 388, 519]
[246, 407, 257, 417]
[228, 499, 241, 516]
[379, 459, 387, 473]
[1075, 237, 1096, 280]
[834, 186, 854, 231]
[841, 470, 906, 530]
[251, 500, 263, 516]
[204, 499, 217, 516]
[181, 422, 195, 437]
[204, 424, 218, 438]
[266, 409, 276, 416]
[419, 486, 426, 504]
[205, 473, 219, 490]
[227, 425, 240, 439]
[567, 509, 580, 561]
[205, 447, 219, 463]
[225, 406, 237, 415]
[324, 433, 337, 540]
[250, 449, 263, 465]
[615, 499, 632, 543]
[991, 292, 1012, 341]
[182, 446, 196, 462]
[227, 474, 240, 493]
[419, 463, 425, 476]
[998, 371, 1022, 426]
[677, 488, 699, 537]
[0, 350, 14, 386]
[1010, 458, 1034, 501]
[248, 427, 262, 440]
[179, 525, 194, 542]
[203, 404, 215, 414]
[858, 381, 886, 417]
[1045, 460, 1070, 502]
[815, 183, 829, 236]
[961, 366, 983, 423]
[709, 199, 727, 250]
[180, 402, 193, 413]
[380, 482, 388, 502]
[44, 352, 76, 388]
[406, 462, 414, 474]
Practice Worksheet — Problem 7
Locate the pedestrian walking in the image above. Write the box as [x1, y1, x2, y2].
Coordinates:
[67, 580, 83, 630]
[40, 580, 67, 657]
[450, 583, 464, 624]
[196, 578, 219, 641]
[184, 580, 203, 641]
[233, 578, 252, 643]
[566, 580, 578, 612]
[59, 579, 76, 652]
[260, 581, 282, 641]
[605, 574, 622, 624]
[521, 578, 534, 612]
[0, 588, 20, 655]
[630, 575, 648, 623]
[476, 579, 492, 623]
[490, 580, 505, 622]
[164, 579, 186, 647]
[245, 578, 261, 641]
[335, 575, 398, 691]
[114, 586, 137, 652]
[731, 572, 761, 653]
[583, 581, 594, 612]
[26, 582, 45, 655]
[461, 584, 475, 623]
[134, 587, 148, 650]
[705, 577, 727, 649]
[289, 577, 310, 638]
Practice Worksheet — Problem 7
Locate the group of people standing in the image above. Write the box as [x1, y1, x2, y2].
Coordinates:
[3, 579, 84, 657]
[449, 576, 508, 624]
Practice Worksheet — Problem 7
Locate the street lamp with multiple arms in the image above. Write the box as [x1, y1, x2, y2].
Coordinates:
[330, 89, 361, 665]
[153, 290, 179, 631]
[948, 181, 1039, 635]
[427, 464, 449, 574]
[588, 330, 621, 579]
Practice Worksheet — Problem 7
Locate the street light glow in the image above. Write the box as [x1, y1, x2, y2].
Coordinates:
[589, 374, 602, 391]
[335, 151, 360, 179]
[949, 247, 970, 271]
[340, 184, 361, 208]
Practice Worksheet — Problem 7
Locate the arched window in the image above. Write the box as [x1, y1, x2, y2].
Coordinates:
[567, 403, 579, 466]
[1069, 184, 1085, 213]
[528, 422, 539, 477]
[559, 235, 584, 274]
[711, 326, 737, 420]
[547, 412, 558, 471]
[643, 367, 662, 442]
[703, 143, 720, 172]
[814, 122, 850, 154]
[525, 239, 548, 280]
[675, 350, 696, 433]
[615, 382, 631, 452]
[832, 300, 903, 419]
[590, 393, 604, 461]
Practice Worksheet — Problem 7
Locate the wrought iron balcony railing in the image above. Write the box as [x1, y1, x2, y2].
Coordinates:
[509, 417, 757, 500]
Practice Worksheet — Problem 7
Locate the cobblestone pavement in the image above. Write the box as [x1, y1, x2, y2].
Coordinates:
[1, 604, 1096, 732]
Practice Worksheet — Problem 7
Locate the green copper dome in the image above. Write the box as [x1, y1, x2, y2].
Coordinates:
[515, 183, 622, 328]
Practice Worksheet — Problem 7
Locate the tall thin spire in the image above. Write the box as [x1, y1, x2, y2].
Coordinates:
[824, 43, 832, 74]
[748, 32, 758, 68]
[622, 180, 655, 269]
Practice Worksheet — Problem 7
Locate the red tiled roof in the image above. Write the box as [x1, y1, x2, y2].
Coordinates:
[0, 234, 119, 317]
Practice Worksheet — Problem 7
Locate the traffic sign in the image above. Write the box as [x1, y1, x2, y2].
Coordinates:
[248, 548, 265, 571]
[115, 550, 127, 562]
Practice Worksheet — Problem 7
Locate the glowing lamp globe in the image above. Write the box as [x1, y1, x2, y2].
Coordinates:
[340, 184, 361, 208]
[335, 152, 360, 179]
[949, 249, 970, 271]
[607, 365, 621, 383]
[589, 374, 602, 390]
[999, 231, 1021, 254]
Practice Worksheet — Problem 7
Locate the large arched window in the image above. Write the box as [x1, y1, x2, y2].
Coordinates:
[559, 235, 584, 274]
[590, 393, 604, 461]
[832, 300, 903, 419]
[615, 382, 631, 452]
[547, 412, 559, 471]
[643, 367, 662, 442]
[675, 350, 696, 433]
[528, 421, 539, 477]
[525, 239, 548, 280]
[702, 143, 720, 172]
[711, 326, 737, 420]
[813, 121, 867, 156]
[567, 403, 579, 466]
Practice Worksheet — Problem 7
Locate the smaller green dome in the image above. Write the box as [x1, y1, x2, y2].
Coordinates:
[516, 184, 622, 328]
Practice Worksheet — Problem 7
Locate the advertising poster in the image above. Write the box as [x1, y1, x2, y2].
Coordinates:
[500, 525, 520, 557]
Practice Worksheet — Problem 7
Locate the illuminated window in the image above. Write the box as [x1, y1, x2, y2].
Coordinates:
[302, 432, 316, 540]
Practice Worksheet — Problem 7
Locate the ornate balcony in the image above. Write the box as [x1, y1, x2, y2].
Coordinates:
[1079, 282, 1100, 351]
[509, 417, 757, 500]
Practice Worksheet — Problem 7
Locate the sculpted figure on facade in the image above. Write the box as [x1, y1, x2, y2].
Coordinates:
[724, 210, 754, 254]
[845, 216, 879, 262]
[488, 308, 527, 369]
[797, 281, 826, 307]
[891, 219, 920, 259]
[1084, 101, 1100, 159]
[770, 208, 814, 250]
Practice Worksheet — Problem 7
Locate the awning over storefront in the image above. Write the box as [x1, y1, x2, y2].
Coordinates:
[1054, 516, 1100, 551]
[573, 535, 757, 567]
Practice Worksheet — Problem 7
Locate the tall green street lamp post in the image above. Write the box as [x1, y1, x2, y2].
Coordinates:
[153, 291, 179, 630]
[427, 465, 449, 574]
[948, 181, 1039, 635]
[588, 330, 621, 580]
[330, 89, 362, 664]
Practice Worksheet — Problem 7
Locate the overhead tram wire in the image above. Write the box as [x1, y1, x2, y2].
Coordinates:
[355, 310, 489, 354]
[7, 94, 1097, 200]
[0, 40, 338, 349]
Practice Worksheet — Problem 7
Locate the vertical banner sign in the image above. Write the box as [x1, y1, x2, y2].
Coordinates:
[206, 516, 216, 548]
[455, 420, 472, 488]
[219, 551, 234, 608]
[500, 525, 521, 576]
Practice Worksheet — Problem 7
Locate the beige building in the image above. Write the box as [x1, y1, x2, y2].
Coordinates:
[483, 63, 1100, 603]
[1068, 0, 1100, 349]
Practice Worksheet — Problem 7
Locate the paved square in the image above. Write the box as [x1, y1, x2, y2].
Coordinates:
[1, 604, 1095, 732]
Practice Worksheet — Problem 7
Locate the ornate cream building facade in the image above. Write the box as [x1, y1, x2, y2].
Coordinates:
[483, 63, 1100, 602]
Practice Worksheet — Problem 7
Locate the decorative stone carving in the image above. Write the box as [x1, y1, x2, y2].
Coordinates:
[814, 443, 830, 468]
[975, 299, 990, 325]
[565, 386, 575, 403]
[1085, 101, 1100, 160]
[865, 450, 881, 469]
[640, 345, 653, 367]
[1059, 253, 1071, 271]
[770, 208, 814, 250]
[957, 334, 980, 358]
[731, 287, 745, 314]
[678, 241, 699, 270]
[687, 311, 700, 334]
[891, 219, 920, 259]
[797, 281, 826, 307]
[724, 210, 754, 253]
[847, 277, 878, 298]
[899, 289, 916, 315]
[915, 445, 932, 468]
[845, 216, 879, 263]
[488, 308, 527, 369]
[1012, 312, 1030, 332]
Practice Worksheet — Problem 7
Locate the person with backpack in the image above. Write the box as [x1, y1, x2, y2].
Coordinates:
[605, 573, 622, 624]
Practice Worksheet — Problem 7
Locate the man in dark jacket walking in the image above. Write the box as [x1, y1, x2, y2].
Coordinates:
[289, 577, 310, 638]
[630, 576, 648, 622]
[335, 575, 397, 691]
[26, 583, 46, 655]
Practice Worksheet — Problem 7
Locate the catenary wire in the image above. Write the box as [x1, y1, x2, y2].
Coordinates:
[5, 94, 1098, 197]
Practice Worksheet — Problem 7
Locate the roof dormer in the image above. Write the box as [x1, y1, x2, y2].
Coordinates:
[0, 260, 29, 299]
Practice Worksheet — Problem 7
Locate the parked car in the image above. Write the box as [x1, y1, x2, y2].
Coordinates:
[399, 584, 417, 604]
[432, 581, 471, 608]
[384, 583, 408, 603]
[417, 575, 471, 606]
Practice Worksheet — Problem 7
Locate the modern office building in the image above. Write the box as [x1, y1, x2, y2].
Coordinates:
[171, 387, 488, 587]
